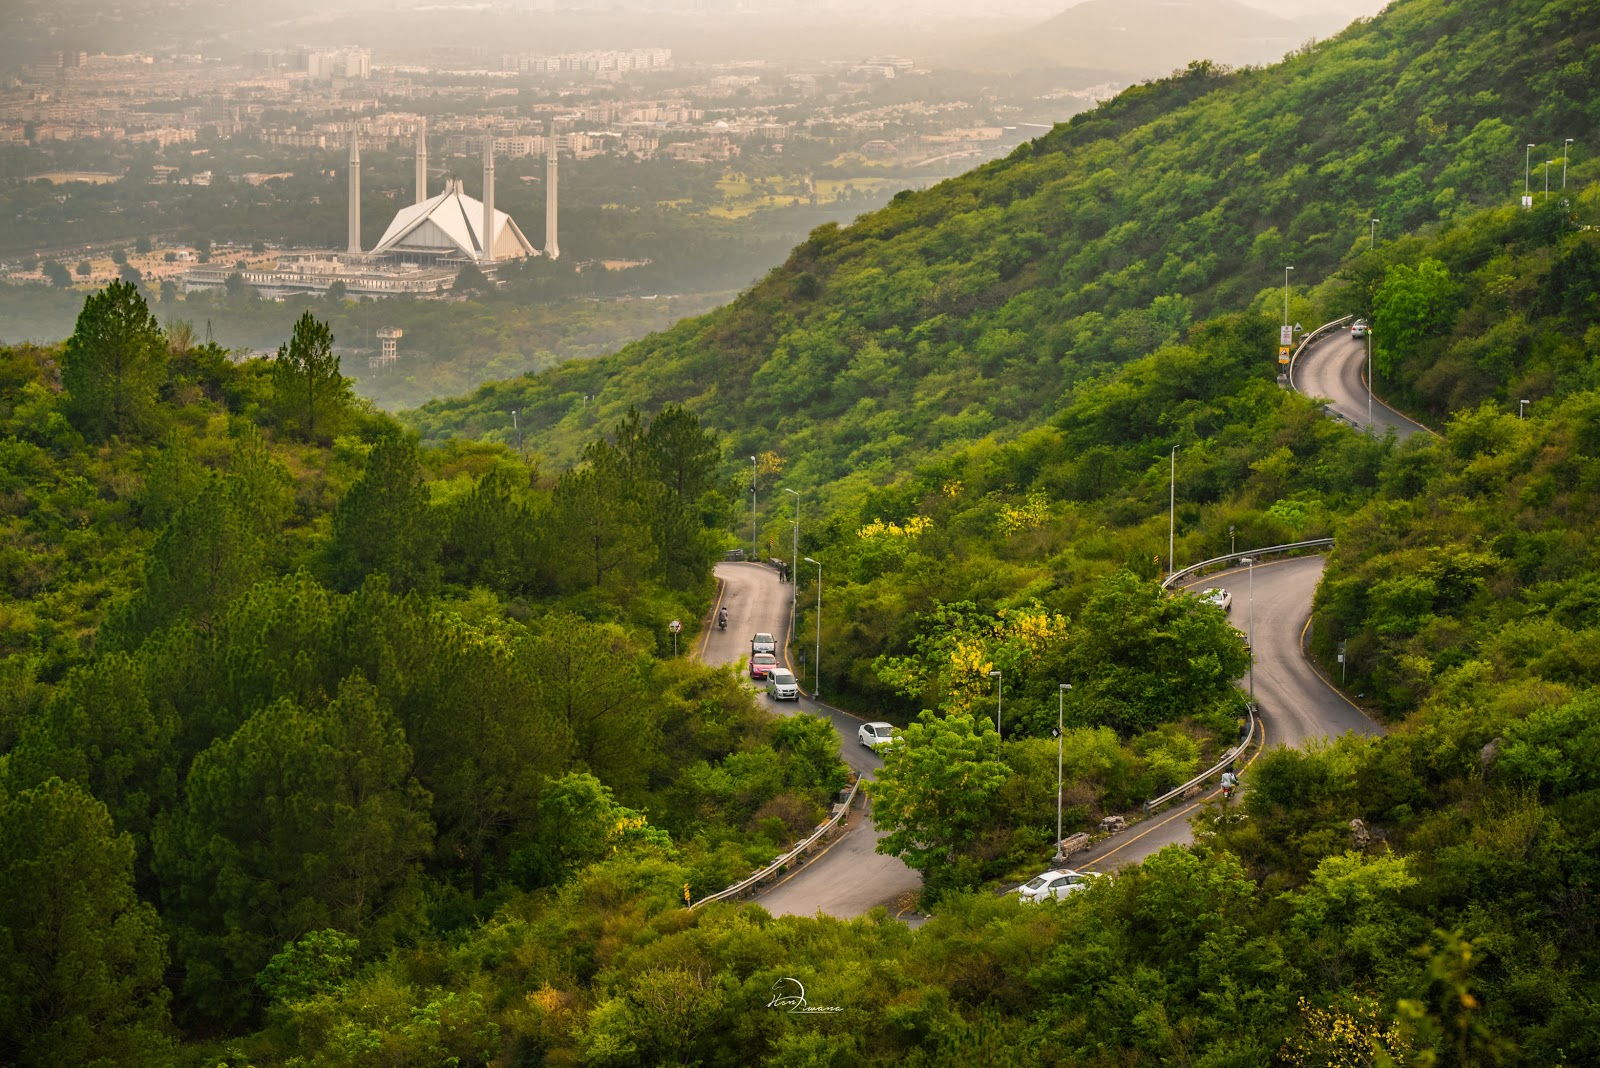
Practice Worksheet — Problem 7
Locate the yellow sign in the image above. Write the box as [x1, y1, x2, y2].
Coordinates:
[1278, 346, 1291, 364]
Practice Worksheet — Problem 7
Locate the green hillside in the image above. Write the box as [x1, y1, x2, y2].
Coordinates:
[8, 0, 1600, 1061]
[407, 0, 1596, 496]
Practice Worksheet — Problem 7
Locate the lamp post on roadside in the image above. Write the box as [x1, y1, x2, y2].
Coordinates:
[1520, 399, 1530, 420]
[1525, 143, 1534, 207]
[1053, 682, 1072, 861]
[989, 669, 1003, 743]
[783, 487, 800, 603]
[1229, 525, 1236, 556]
[1369, 218, 1379, 249]
[1283, 265, 1294, 325]
[1168, 445, 1178, 578]
[1366, 326, 1374, 431]
[750, 455, 758, 561]
[1241, 557, 1256, 699]
[804, 557, 822, 699]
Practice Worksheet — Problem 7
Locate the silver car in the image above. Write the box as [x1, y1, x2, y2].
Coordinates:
[751, 632, 776, 654]
[767, 669, 799, 701]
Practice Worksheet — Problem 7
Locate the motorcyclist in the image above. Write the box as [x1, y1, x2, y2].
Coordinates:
[717, 606, 728, 630]
[1220, 766, 1239, 798]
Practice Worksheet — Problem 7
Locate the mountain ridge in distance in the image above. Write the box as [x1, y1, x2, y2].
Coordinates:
[946, 0, 1358, 76]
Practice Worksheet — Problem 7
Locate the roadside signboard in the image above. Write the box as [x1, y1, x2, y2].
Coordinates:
[1279, 324, 1294, 346]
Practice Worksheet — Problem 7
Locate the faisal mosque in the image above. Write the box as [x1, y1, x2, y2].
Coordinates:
[185, 120, 558, 299]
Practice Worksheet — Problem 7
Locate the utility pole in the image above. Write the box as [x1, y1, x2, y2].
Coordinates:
[1168, 445, 1178, 577]
[1054, 683, 1071, 861]
[804, 557, 822, 698]
[989, 670, 1003, 743]
[783, 488, 800, 605]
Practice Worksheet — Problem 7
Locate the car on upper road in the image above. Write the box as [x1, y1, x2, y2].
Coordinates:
[1350, 319, 1369, 339]
[858, 722, 898, 749]
[767, 669, 799, 700]
[749, 652, 778, 679]
[1015, 869, 1102, 903]
[1199, 587, 1233, 613]
[751, 632, 776, 654]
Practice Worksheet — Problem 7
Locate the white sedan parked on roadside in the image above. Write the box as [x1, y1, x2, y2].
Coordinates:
[1016, 869, 1102, 903]
[858, 722, 897, 749]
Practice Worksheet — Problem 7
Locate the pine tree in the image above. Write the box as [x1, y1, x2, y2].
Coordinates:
[0, 778, 172, 1068]
[60, 280, 168, 441]
[270, 310, 352, 442]
[326, 433, 441, 594]
[152, 674, 432, 1025]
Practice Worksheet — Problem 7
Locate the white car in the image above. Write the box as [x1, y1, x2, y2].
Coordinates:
[1199, 587, 1232, 612]
[1350, 319, 1369, 339]
[1016, 869, 1100, 903]
[858, 722, 897, 749]
[751, 632, 776, 654]
[767, 669, 799, 701]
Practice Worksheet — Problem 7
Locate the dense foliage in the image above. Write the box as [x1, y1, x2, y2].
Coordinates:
[0, 285, 849, 1060]
[5, 0, 1600, 1060]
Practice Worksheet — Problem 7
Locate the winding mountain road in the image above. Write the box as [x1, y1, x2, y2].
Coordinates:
[704, 324, 1430, 906]
[1290, 328, 1432, 439]
[1076, 325, 1426, 871]
[700, 562, 922, 919]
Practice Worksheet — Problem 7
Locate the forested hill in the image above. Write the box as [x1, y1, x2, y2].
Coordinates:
[406, 0, 1597, 491]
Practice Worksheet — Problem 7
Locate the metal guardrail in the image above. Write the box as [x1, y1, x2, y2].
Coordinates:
[690, 773, 863, 909]
[1144, 702, 1257, 812]
[1285, 314, 1354, 391]
[1144, 535, 1338, 811]
[1161, 537, 1336, 591]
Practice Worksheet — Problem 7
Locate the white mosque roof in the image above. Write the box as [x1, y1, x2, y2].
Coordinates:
[371, 179, 536, 263]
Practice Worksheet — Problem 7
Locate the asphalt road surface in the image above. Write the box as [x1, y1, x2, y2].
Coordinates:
[1073, 554, 1384, 872]
[703, 562, 923, 919]
[1291, 329, 1431, 440]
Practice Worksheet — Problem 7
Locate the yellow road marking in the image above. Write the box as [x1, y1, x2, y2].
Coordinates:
[698, 576, 728, 660]
[1296, 615, 1382, 726]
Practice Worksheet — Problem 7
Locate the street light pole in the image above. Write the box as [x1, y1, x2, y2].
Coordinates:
[1169, 445, 1178, 578]
[1519, 399, 1530, 420]
[988, 669, 1003, 742]
[783, 487, 800, 604]
[1526, 143, 1534, 201]
[1366, 326, 1373, 431]
[1054, 683, 1071, 861]
[1283, 265, 1294, 325]
[1241, 557, 1256, 699]
[1369, 218, 1379, 249]
[804, 557, 822, 699]
[750, 455, 758, 560]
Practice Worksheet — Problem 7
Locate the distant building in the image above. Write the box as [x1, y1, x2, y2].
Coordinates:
[371, 178, 536, 265]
